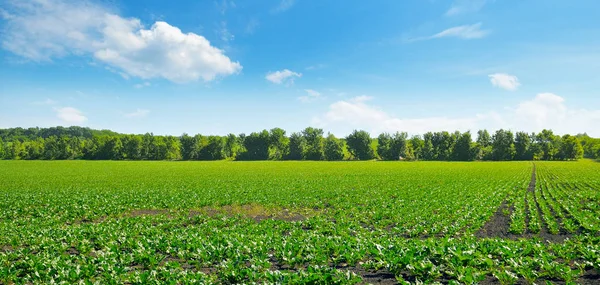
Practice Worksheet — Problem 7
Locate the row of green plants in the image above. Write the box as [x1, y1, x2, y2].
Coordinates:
[1, 160, 599, 283]
[0, 126, 594, 161]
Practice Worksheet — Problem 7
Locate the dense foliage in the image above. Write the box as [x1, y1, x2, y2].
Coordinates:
[0, 160, 599, 284]
[0, 126, 595, 161]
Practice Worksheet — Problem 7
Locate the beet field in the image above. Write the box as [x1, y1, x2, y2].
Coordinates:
[0, 161, 599, 284]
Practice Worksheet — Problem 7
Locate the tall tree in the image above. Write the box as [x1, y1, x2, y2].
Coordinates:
[180, 134, 198, 160]
[477, 130, 492, 147]
[269, 128, 289, 160]
[164, 136, 181, 160]
[324, 133, 345, 161]
[287, 132, 306, 160]
[452, 131, 473, 161]
[224, 133, 241, 159]
[409, 136, 424, 160]
[514, 132, 533, 160]
[377, 133, 393, 160]
[535, 129, 560, 160]
[238, 130, 270, 160]
[378, 132, 409, 160]
[123, 135, 142, 160]
[0, 137, 4, 159]
[492, 129, 516, 161]
[421, 132, 435, 160]
[559, 135, 583, 160]
[302, 127, 324, 160]
[346, 130, 375, 160]
[198, 136, 224, 160]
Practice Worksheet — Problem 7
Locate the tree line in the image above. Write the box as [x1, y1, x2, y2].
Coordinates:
[0, 126, 598, 161]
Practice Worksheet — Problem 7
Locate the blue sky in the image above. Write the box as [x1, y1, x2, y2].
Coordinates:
[1, 0, 599, 136]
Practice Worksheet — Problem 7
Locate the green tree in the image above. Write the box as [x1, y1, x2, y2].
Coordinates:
[559, 135, 583, 160]
[421, 132, 435, 160]
[378, 132, 409, 160]
[477, 130, 492, 147]
[514, 132, 533, 160]
[452, 131, 473, 161]
[165, 136, 181, 160]
[409, 136, 424, 160]
[535, 129, 560, 160]
[346, 130, 375, 160]
[287, 132, 306, 160]
[24, 138, 44, 160]
[123, 135, 143, 160]
[324, 133, 344, 161]
[180, 133, 196, 160]
[105, 136, 124, 160]
[492, 129, 516, 161]
[198, 136, 224, 160]
[302, 127, 324, 160]
[238, 130, 270, 160]
[269, 128, 289, 160]
[0, 137, 4, 159]
[224, 133, 240, 159]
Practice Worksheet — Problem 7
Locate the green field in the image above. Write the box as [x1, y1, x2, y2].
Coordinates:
[1, 161, 599, 284]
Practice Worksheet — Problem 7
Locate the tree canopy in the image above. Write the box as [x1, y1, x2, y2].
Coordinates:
[0, 126, 594, 161]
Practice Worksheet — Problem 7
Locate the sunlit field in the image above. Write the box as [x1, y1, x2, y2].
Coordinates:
[1, 160, 599, 284]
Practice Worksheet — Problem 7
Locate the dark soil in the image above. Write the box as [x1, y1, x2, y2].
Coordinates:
[66, 246, 79, 255]
[476, 200, 512, 238]
[476, 163, 575, 242]
[347, 266, 398, 285]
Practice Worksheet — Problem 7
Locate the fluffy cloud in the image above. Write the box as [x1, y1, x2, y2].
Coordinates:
[316, 96, 479, 135]
[315, 94, 600, 136]
[265, 69, 302, 85]
[298, 89, 321, 103]
[124, 109, 150, 118]
[1, 0, 241, 83]
[489, 73, 520, 91]
[446, 0, 489, 16]
[55, 107, 87, 123]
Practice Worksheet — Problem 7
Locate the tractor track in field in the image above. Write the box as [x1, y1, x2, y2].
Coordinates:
[478, 163, 573, 242]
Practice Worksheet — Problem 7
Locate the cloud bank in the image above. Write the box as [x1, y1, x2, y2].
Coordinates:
[1, 0, 242, 83]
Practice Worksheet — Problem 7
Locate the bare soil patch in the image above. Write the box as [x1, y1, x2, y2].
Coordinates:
[476, 200, 512, 238]
[190, 203, 313, 222]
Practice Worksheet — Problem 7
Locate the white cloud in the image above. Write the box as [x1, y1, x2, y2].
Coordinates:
[446, 0, 489, 16]
[272, 0, 295, 13]
[314, 94, 600, 136]
[431, 23, 490, 39]
[55, 107, 87, 123]
[1, 0, 242, 83]
[489, 73, 521, 91]
[124, 109, 150, 118]
[298, 89, 321, 103]
[315, 96, 479, 135]
[407, 23, 490, 42]
[265, 69, 302, 85]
